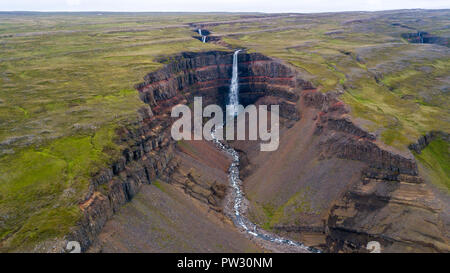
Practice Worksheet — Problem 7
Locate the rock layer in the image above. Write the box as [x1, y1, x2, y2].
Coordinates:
[302, 90, 449, 252]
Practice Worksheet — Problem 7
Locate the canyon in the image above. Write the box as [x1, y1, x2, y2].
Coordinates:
[67, 50, 449, 253]
[401, 32, 449, 47]
[1, 10, 449, 254]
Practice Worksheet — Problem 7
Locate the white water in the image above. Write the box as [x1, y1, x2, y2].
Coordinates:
[209, 50, 321, 253]
[227, 50, 241, 116]
[198, 29, 207, 43]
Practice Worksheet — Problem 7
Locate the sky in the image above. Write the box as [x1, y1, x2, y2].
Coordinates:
[0, 0, 449, 13]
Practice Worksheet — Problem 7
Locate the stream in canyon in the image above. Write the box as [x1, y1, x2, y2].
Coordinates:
[211, 50, 321, 253]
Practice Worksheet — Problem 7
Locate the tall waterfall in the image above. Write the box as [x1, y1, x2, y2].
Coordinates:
[227, 50, 241, 116]
[198, 29, 206, 43]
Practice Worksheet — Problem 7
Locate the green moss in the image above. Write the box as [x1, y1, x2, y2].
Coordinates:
[153, 180, 164, 191]
[0, 123, 123, 251]
[257, 188, 315, 230]
[176, 140, 197, 155]
[261, 204, 275, 230]
[152, 180, 173, 196]
[342, 75, 448, 150]
[415, 137, 450, 191]
[8, 206, 81, 250]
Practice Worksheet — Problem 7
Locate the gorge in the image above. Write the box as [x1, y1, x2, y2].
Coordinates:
[69, 50, 449, 253]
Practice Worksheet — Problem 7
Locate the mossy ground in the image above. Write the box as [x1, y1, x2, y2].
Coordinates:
[249, 187, 318, 230]
[415, 137, 450, 191]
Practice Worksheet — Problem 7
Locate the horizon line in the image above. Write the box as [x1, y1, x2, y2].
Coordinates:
[0, 8, 449, 14]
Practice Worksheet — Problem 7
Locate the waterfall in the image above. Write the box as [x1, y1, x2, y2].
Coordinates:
[198, 29, 207, 43]
[227, 50, 241, 116]
[209, 49, 321, 253]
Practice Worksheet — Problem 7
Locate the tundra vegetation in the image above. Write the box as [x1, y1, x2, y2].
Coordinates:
[0, 10, 448, 251]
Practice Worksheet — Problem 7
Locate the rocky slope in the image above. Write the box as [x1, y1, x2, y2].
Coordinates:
[306, 91, 448, 252]
[88, 139, 263, 253]
[226, 68, 448, 252]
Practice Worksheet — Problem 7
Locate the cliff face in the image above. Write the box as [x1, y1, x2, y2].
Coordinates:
[302, 90, 449, 252]
[135, 51, 305, 115]
[71, 111, 178, 250]
[72, 50, 448, 253]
